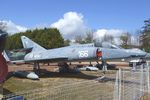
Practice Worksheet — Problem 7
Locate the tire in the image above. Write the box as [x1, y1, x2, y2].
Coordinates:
[86, 68, 91, 71]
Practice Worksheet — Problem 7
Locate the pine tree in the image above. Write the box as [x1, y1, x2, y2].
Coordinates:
[140, 19, 150, 52]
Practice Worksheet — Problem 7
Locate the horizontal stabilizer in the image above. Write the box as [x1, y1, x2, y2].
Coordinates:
[2, 51, 10, 62]
[3, 50, 26, 64]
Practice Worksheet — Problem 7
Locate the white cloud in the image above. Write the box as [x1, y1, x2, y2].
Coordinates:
[94, 29, 123, 38]
[93, 29, 140, 45]
[0, 12, 139, 46]
[51, 12, 87, 39]
[94, 29, 124, 45]
[50, 12, 127, 44]
[0, 20, 27, 35]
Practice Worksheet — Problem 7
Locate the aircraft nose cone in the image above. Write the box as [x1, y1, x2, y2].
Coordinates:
[146, 53, 150, 58]
[137, 50, 147, 56]
[27, 72, 39, 80]
[129, 49, 147, 57]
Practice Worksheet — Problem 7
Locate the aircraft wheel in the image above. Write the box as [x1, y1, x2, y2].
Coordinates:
[86, 68, 91, 71]
[95, 64, 103, 70]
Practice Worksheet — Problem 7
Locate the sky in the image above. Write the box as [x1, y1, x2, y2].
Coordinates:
[0, 0, 150, 41]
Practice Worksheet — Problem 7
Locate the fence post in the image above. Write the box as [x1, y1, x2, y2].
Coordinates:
[140, 64, 144, 97]
[113, 71, 119, 100]
[119, 68, 121, 100]
[113, 68, 122, 100]
[132, 62, 136, 71]
[147, 62, 150, 93]
[0, 84, 3, 100]
[122, 69, 124, 100]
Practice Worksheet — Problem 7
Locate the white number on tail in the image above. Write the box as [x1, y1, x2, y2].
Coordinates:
[78, 51, 88, 58]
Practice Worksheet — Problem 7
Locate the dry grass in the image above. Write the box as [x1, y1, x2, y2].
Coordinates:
[140, 93, 150, 100]
[3, 62, 150, 100]
[3, 70, 117, 100]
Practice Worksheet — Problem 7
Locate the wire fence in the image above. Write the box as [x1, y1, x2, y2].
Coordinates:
[114, 63, 150, 100]
[3, 79, 114, 100]
[2, 62, 150, 100]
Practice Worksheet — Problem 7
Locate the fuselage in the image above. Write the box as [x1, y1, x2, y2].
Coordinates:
[24, 46, 100, 62]
[24, 45, 147, 63]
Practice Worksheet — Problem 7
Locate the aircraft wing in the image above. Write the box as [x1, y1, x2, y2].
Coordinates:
[5, 57, 68, 64]
[24, 57, 68, 63]
[4, 50, 68, 63]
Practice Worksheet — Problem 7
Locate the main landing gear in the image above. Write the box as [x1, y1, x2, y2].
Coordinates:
[58, 62, 80, 73]
[33, 62, 41, 74]
[96, 61, 108, 74]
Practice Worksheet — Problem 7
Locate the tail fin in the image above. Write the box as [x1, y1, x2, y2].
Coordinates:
[21, 36, 46, 51]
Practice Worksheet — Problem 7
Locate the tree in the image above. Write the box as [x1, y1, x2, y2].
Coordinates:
[101, 34, 114, 43]
[64, 39, 70, 46]
[120, 32, 131, 48]
[6, 28, 64, 50]
[84, 30, 94, 43]
[140, 19, 150, 52]
[75, 35, 85, 44]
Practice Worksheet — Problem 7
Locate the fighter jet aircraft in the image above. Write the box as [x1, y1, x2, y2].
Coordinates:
[5, 36, 147, 74]
[5, 36, 102, 72]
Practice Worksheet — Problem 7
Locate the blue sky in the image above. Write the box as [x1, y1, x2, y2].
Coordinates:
[0, 0, 150, 33]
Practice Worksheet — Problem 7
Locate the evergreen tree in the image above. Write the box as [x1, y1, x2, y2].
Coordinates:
[140, 19, 150, 52]
[6, 28, 64, 50]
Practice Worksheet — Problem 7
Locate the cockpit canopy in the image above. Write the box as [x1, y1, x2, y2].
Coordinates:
[94, 41, 122, 49]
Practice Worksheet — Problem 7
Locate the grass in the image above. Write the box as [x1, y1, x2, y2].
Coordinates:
[140, 94, 150, 100]
[2, 70, 117, 99]
[3, 77, 42, 94]
[3, 63, 150, 100]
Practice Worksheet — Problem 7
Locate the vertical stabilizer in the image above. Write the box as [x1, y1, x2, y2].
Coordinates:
[21, 36, 46, 51]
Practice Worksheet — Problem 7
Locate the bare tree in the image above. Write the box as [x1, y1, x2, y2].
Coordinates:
[85, 29, 94, 43]
[75, 35, 85, 44]
[132, 30, 141, 46]
[120, 32, 131, 48]
[101, 34, 114, 43]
